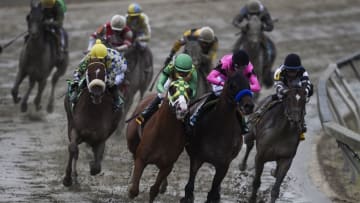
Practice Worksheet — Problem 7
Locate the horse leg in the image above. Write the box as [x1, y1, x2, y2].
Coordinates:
[128, 157, 146, 199]
[90, 141, 105, 175]
[47, 63, 66, 113]
[34, 79, 47, 111]
[239, 133, 255, 171]
[63, 128, 78, 187]
[180, 158, 204, 203]
[249, 155, 265, 203]
[149, 165, 173, 203]
[270, 158, 292, 203]
[159, 178, 168, 194]
[21, 79, 36, 112]
[11, 68, 27, 104]
[206, 164, 230, 203]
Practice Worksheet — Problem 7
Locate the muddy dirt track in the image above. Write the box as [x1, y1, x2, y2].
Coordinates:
[1, 0, 360, 202]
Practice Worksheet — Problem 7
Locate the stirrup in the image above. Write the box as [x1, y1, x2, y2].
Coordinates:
[300, 133, 305, 141]
[135, 115, 144, 125]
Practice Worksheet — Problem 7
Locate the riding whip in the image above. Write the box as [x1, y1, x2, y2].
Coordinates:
[0, 31, 27, 54]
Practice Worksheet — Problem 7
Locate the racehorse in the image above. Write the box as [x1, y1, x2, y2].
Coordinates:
[11, 1, 68, 113]
[62, 59, 123, 187]
[180, 71, 254, 203]
[126, 78, 192, 203]
[184, 40, 211, 99]
[123, 42, 154, 115]
[233, 14, 276, 89]
[240, 80, 307, 203]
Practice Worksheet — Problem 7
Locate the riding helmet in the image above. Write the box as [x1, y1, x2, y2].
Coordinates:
[111, 15, 126, 31]
[247, 0, 261, 14]
[232, 50, 250, 67]
[174, 53, 193, 72]
[199, 26, 215, 43]
[283, 53, 303, 70]
[41, 0, 56, 8]
[127, 3, 142, 16]
[90, 39, 108, 59]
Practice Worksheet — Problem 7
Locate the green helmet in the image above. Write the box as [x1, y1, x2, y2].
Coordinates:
[174, 53, 193, 72]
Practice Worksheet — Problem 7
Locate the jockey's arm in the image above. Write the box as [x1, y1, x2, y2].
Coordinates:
[207, 68, 225, 86]
[73, 55, 90, 83]
[300, 70, 314, 97]
[188, 67, 198, 99]
[245, 62, 261, 92]
[136, 14, 151, 42]
[232, 7, 247, 28]
[208, 39, 219, 65]
[156, 71, 170, 94]
[260, 8, 274, 32]
[88, 24, 106, 51]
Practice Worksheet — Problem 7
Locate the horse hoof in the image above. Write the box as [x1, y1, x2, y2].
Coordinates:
[21, 103, 27, 112]
[89, 161, 101, 175]
[270, 168, 276, 177]
[239, 163, 247, 171]
[36, 105, 42, 111]
[128, 188, 139, 199]
[180, 196, 194, 203]
[62, 176, 72, 187]
[47, 104, 54, 113]
[11, 90, 21, 104]
[159, 183, 167, 194]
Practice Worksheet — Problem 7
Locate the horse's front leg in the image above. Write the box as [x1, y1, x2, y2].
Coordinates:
[11, 67, 27, 104]
[128, 158, 146, 199]
[63, 128, 78, 187]
[270, 158, 292, 203]
[149, 165, 173, 203]
[90, 141, 105, 175]
[47, 63, 67, 113]
[34, 79, 47, 111]
[239, 133, 255, 171]
[21, 79, 36, 112]
[249, 154, 265, 203]
[206, 164, 230, 203]
[180, 158, 203, 203]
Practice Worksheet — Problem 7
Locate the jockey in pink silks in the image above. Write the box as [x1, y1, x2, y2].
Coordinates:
[188, 49, 260, 134]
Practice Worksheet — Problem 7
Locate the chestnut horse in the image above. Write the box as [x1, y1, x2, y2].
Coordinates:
[181, 71, 255, 203]
[126, 78, 192, 202]
[240, 80, 307, 203]
[63, 59, 123, 187]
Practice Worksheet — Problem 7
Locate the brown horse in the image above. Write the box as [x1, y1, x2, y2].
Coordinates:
[126, 78, 192, 203]
[181, 71, 254, 203]
[62, 59, 123, 187]
[11, 1, 68, 113]
[240, 80, 307, 203]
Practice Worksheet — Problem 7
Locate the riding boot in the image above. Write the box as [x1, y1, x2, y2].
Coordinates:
[189, 93, 217, 126]
[69, 83, 79, 104]
[241, 117, 249, 135]
[300, 122, 307, 141]
[266, 37, 276, 64]
[110, 86, 124, 112]
[136, 95, 163, 125]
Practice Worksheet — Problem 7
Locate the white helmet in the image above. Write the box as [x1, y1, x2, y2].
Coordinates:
[199, 26, 215, 43]
[110, 15, 126, 31]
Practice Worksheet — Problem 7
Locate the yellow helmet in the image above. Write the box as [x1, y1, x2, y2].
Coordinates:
[127, 3, 142, 16]
[90, 39, 108, 59]
[41, 0, 56, 8]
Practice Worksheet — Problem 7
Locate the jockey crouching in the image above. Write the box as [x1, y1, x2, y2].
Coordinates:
[136, 53, 198, 125]
[126, 3, 151, 49]
[189, 50, 261, 134]
[87, 15, 133, 53]
[70, 39, 127, 111]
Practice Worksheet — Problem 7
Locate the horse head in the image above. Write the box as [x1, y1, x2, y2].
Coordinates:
[283, 80, 307, 126]
[224, 71, 254, 115]
[27, 1, 43, 38]
[244, 14, 262, 50]
[86, 59, 107, 104]
[167, 78, 192, 120]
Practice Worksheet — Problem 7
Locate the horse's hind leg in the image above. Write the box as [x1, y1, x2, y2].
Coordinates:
[270, 158, 292, 203]
[34, 79, 47, 111]
[249, 155, 265, 203]
[149, 165, 173, 203]
[47, 63, 67, 113]
[129, 158, 146, 199]
[20, 79, 36, 112]
[63, 128, 78, 187]
[206, 164, 230, 203]
[90, 141, 105, 175]
[180, 158, 204, 203]
[11, 69, 27, 104]
[240, 133, 255, 171]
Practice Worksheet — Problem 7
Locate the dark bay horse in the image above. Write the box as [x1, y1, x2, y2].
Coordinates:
[63, 59, 123, 187]
[233, 14, 276, 89]
[123, 42, 154, 115]
[184, 40, 211, 99]
[181, 71, 254, 203]
[11, 1, 68, 113]
[240, 82, 307, 203]
[126, 78, 192, 203]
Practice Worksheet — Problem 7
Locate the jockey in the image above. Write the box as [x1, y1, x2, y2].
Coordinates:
[232, 0, 275, 63]
[87, 15, 133, 52]
[273, 53, 313, 140]
[136, 53, 198, 125]
[126, 3, 151, 46]
[70, 39, 127, 111]
[30, 0, 67, 60]
[164, 26, 218, 67]
[189, 50, 261, 132]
